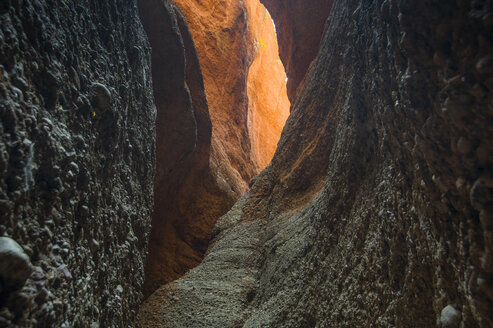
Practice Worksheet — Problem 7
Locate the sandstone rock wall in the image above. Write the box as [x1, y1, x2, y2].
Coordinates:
[173, 0, 259, 192]
[0, 0, 154, 326]
[246, 1, 290, 170]
[140, 0, 493, 327]
[174, 0, 290, 176]
[141, 0, 290, 296]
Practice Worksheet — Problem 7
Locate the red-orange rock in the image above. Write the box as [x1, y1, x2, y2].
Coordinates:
[139, 1, 237, 297]
[174, 0, 289, 176]
[246, 1, 290, 169]
[174, 0, 256, 193]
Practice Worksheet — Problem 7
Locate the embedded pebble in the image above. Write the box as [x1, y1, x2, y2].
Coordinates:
[0, 237, 33, 290]
[440, 305, 461, 327]
[91, 82, 112, 111]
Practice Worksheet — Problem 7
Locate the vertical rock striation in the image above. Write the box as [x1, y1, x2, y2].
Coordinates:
[0, 0, 154, 326]
[173, 0, 260, 191]
[140, 0, 493, 327]
[173, 0, 290, 176]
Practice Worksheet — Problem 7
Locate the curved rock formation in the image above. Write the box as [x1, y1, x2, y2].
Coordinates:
[260, 0, 334, 102]
[142, 0, 289, 297]
[173, 0, 258, 192]
[140, 0, 493, 327]
[0, 0, 154, 326]
[174, 0, 290, 175]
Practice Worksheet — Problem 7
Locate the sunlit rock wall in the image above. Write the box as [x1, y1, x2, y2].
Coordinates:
[142, 0, 289, 297]
[246, 1, 290, 170]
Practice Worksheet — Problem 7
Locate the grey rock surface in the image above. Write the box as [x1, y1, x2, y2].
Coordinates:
[440, 305, 461, 328]
[0, 0, 155, 326]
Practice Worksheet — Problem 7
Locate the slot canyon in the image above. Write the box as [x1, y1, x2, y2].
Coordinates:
[0, 1, 492, 328]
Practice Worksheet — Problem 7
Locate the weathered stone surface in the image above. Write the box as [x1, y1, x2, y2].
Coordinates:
[440, 305, 461, 328]
[0, 1, 154, 326]
[0, 237, 32, 291]
[174, 0, 289, 175]
[260, 0, 334, 102]
[140, 0, 493, 327]
[173, 0, 258, 193]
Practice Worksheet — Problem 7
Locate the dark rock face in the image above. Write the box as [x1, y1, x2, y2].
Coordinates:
[260, 0, 334, 103]
[140, 0, 493, 327]
[0, 1, 154, 326]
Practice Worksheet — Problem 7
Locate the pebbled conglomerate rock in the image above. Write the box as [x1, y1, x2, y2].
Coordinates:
[0, 0, 155, 326]
[140, 0, 493, 327]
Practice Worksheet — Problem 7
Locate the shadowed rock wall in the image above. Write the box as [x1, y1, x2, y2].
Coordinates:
[260, 0, 334, 103]
[0, 0, 154, 326]
[139, 0, 238, 297]
[140, 0, 493, 327]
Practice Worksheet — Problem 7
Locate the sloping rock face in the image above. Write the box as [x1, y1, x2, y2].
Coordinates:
[139, 0, 238, 297]
[260, 0, 334, 102]
[140, 0, 493, 327]
[0, 0, 154, 326]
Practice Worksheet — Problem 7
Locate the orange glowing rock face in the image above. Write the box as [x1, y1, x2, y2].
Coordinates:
[246, 1, 290, 169]
[174, 0, 289, 179]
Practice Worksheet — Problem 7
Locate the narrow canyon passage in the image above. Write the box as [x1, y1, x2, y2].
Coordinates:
[140, 0, 493, 327]
[138, 0, 291, 298]
[0, 0, 491, 327]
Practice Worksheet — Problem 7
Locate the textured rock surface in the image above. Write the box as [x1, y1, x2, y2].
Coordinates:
[0, 0, 154, 326]
[174, 0, 289, 175]
[140, 0, 493, 327]
[0, 237, 33, 291]
[260, 0, 334, 102]
[173, 0, 259, 192]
